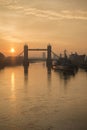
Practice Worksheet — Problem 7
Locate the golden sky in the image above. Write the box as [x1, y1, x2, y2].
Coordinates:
[0, 0, 87, 56]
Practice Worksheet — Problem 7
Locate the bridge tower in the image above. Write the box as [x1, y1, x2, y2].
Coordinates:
[23, 45, 29, 67]
[47, 45, 52, 67]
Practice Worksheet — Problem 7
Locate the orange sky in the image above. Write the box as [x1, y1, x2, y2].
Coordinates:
[0, 0, 87, 56]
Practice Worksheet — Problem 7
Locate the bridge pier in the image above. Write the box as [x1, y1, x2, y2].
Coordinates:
[23, 45, 29, 67]
[47, 45, 52, 67]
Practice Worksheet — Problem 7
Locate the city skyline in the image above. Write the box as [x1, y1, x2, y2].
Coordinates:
[0, 0, 87, 56]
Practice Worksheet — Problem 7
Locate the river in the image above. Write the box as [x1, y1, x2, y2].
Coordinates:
[0, 63, 87, 130]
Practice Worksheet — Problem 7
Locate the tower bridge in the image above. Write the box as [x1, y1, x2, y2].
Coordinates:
[23, 44, 52, 67]
[18, 44, 59, 68]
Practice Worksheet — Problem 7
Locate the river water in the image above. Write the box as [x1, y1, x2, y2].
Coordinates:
[0, 63, 87, 130]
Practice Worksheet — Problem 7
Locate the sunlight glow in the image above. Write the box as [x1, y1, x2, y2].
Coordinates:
[11, 48, 15, 53]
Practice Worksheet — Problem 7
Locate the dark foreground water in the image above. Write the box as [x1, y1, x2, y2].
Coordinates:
[0, 63, 87, 130]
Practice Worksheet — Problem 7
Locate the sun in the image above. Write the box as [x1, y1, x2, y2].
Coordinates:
[11, 48, 15, 53]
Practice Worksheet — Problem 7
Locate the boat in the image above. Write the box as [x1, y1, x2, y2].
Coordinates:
[52, 50, 78, 72]
[80, 64, 87, 71]
[53, 62, 77, 72]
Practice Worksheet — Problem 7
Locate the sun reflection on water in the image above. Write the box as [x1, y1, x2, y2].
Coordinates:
[11, 72, 16, 100]
[11, 72, 15, 91]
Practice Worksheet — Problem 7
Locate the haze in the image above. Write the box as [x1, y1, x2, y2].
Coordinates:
[0, 0, 87, 56]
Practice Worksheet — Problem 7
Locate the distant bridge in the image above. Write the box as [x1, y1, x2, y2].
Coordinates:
[28, 58, 57, 62]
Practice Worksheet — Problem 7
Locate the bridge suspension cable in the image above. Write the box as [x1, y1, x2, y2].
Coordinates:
[17, 50, 24, 57]
[51, 51, 59, 59]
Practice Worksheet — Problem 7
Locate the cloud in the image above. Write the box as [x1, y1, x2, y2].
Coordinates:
[0, 0, 87, 20]
[6, 4, 87, 21]
[0, 0, 18, 6]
